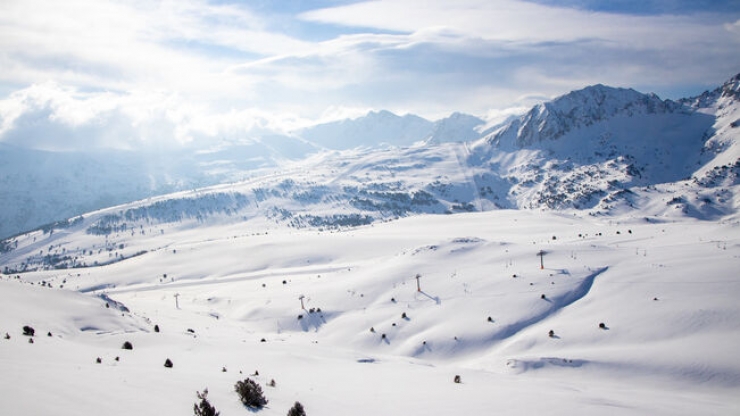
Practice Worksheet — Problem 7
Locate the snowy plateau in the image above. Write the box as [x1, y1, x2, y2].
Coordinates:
[1, 74, 740, 415]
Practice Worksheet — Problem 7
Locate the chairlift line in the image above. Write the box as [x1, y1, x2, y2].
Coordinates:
[537, 250, 548, 269]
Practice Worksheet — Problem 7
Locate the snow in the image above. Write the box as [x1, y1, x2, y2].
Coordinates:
[2, 210, 739, 415]
[2, 74, 740, 415]
[2, 76, 739, 239]
[0, 110, 485, 240]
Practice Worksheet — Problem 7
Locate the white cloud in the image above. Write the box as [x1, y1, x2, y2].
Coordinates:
[300, 0, 731, 48]
[725, 19, 740, 35]
[0, 0, 738, 151]
[0, 0, 311, 99]
[0, 82, 315, 151]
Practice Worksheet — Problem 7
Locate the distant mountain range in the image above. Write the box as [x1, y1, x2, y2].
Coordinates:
[0, 73, 738, 244]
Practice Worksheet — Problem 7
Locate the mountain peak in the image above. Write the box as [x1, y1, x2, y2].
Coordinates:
[427, 112, 485, 144]
[721, 72, 740, 99]
[297, 110, 433, 150]
[485, 83, 680, 148]
[367, 109, 399, 119]
[681, 72, 740, 109]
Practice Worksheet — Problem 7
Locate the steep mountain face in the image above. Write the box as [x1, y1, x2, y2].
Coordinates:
[468, 77, 739, 215]
[485, 84, 684, 150]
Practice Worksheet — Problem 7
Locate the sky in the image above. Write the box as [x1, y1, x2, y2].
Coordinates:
[0, 0, 739, 151]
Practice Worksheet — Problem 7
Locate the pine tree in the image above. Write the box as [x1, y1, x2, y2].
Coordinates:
[234, 378, 268, 409]
[193, 389, 219, 416]
[287, 401, 306, 416]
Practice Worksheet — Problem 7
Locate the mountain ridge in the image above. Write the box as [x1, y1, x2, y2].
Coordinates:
[0, 74, 738, 246]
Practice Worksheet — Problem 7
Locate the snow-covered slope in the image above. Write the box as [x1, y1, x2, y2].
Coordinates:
[0, 110, 485, 240]
[0, 134, 320, 239]
[2, 75, 740, 416]
[1, 210, 739, 415]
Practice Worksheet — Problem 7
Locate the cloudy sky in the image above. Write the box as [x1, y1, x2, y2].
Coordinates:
[0, 0, 738, 150]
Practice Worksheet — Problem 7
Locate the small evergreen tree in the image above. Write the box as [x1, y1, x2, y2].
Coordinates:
[287, 401, 306, 416]
[234, 378, 268, 409]
[193, 389, 219, 416]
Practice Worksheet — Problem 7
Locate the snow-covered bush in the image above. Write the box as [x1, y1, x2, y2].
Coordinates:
[234, 378, 268, 409]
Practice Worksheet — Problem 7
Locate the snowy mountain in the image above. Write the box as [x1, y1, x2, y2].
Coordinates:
[427, 112, 487, 144]
[486, 84, 683, 149]
[297, 110, 485, 149]
[0, 141, 302, 240]
[0, 110, 484, 240]
[3, 74, 740, 267]
[296, 110, 433, 149]
[468, 77, 740, 216]
[1, 74, 740, 416]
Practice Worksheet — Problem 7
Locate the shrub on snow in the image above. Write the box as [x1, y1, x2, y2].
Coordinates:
[234, 378, 268, 409]
[193, 389, 219, 416]
[287, 401, 306, 416]
[22, 325, 35, 336]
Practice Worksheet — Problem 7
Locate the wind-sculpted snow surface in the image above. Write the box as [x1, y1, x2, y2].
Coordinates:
[487, 267, 607, 343]
[1, 210, 739, 415]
